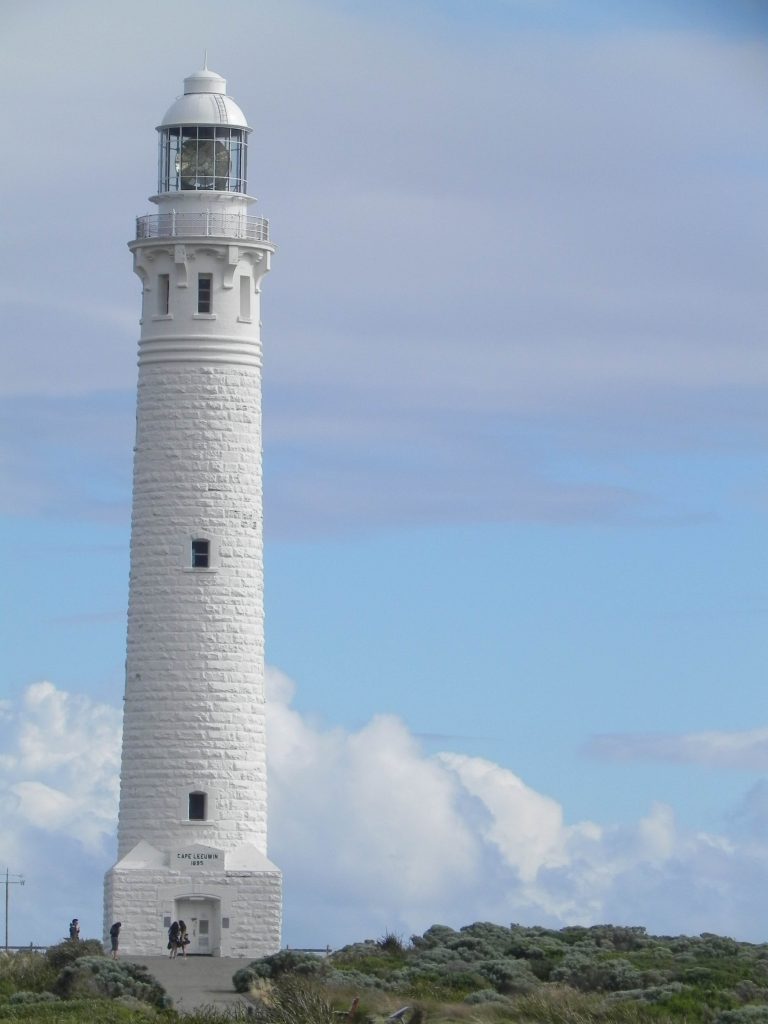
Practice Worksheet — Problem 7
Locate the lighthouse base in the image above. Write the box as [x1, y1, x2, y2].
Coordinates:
[104, 841, 282, 957]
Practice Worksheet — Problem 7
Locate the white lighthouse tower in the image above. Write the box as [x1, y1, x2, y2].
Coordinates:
[104, 66, 282, 957]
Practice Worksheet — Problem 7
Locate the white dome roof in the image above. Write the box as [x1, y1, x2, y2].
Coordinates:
[158, 67, 249, 130]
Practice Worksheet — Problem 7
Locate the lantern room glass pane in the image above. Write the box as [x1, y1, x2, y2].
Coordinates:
[158, 126, 248, 194]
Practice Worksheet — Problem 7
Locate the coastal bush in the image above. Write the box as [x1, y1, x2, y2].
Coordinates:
[717, 1010, 768, 1024]
[377, 932, 407, 956]
[45, 938, 105, 972]
[52, 957, 170, 1008]
[463, 988, 512, 1005]
[329, 940, 409, 980]
[232, 949, 327, 993]
[325, 968, 389, 991]
[475, 957, 539, 994]
[7, 991, 58, 1004]
[550, 950, 643, 991]
[0, 950, 56, 994]
[411, 925, 458, 950]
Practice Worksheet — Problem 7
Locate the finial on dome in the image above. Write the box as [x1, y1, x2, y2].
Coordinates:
[203, 49, 208, 70]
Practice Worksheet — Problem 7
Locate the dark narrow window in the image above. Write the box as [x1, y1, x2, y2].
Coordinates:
[188, 792, 207, 821]
[191, 539, 210, 568]
[158, 274, 170, 315]
[239, 275, 251, 319]
[197, 273, 212, 313]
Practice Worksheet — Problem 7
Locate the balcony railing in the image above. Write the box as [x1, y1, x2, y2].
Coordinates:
[136, 211, 270, 242]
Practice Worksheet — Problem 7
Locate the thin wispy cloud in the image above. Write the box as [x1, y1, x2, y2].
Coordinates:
[586, 727, 768, 771]
[2, 4, 766, 535]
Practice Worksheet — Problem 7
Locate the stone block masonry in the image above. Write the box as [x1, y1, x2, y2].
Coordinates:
[105, 862, 282, 957]
[106, 66, 282, 958]
[118, 363, 268, 859]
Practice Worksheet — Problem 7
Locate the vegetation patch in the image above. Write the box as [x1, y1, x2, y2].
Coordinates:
[236, 922, 768, 1022]
[4, 921, 768, 1022]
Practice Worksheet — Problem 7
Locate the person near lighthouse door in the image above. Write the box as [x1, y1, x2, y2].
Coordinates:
[168, 920, 180, 958]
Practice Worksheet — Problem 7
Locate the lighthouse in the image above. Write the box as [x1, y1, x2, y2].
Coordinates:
[104, 66, 282, 957]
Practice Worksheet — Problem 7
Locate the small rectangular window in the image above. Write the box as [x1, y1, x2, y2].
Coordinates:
[198, 274, 212, 314]
[188, 792, 207, 820]
[191, 539, 210, 568]
[239, 275, 251, 319]
[158, 274, 170, 315]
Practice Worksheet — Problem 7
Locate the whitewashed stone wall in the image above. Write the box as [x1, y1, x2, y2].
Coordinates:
[118, 354, 268, 857]
[106, 226, 282, 957]
[105, 860, 282, 957]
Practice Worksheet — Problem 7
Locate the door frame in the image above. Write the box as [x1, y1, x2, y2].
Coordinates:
[174, 895, 221, 955]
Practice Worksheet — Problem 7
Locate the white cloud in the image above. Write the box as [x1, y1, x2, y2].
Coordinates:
[5, 674, 768, 945]
[263, 672, 768, 944]
[0, 682, 121, 853]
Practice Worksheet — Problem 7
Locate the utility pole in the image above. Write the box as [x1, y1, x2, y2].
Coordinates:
[4, 869, 25, 951]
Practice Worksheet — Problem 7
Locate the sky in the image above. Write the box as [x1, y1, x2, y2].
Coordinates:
[0, 0, 767, 949]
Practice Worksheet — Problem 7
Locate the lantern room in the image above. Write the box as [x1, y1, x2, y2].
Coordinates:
[157, 66, 250, 195]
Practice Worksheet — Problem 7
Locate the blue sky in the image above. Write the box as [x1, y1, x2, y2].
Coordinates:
[1, 0, 767, 948]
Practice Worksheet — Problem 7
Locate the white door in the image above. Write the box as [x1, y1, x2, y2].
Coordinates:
[175, 898, 219, 955]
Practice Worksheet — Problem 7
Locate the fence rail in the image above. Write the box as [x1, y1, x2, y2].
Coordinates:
[136, 212, 270, 242]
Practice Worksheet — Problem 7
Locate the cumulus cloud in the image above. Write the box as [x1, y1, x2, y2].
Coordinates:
[0, 682, 121, 852]
[5, 674, 768, 945]
[263, 672, 768, 944]
[585, 727, 768, 771]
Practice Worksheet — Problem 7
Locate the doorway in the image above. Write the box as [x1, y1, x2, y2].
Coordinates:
[175, 897, 220, 955]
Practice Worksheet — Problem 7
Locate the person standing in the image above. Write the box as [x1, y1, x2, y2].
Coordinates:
[168, 920, 180, 958]
[69, 919, 80, 941]
[109, 922, 121, 960]
[177, 920, 189, 958]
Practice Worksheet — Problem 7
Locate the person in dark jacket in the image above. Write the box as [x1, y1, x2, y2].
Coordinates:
[109, 922, 121, 959]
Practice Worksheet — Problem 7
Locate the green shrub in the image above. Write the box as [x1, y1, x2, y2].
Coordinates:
[550, 950, 643, 992]
[463, 988, 512, 1005]
[7, 991, 58, 1004]
[232, 949, 328, 993]
[0, 950, 57, 994]
[377, 933, 407, 957]
[45, 939, 105, 972]
[717, 1010, 768, 1024]
[325, 968, 388, 991]
[607, 982, 687, 1004]
[411, 925, 458, 950]
[475, 956, 539, 994]
[52, 957, 170, 1008]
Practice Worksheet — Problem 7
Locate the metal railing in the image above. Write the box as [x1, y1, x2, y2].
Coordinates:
[136, 211, 270, 242]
